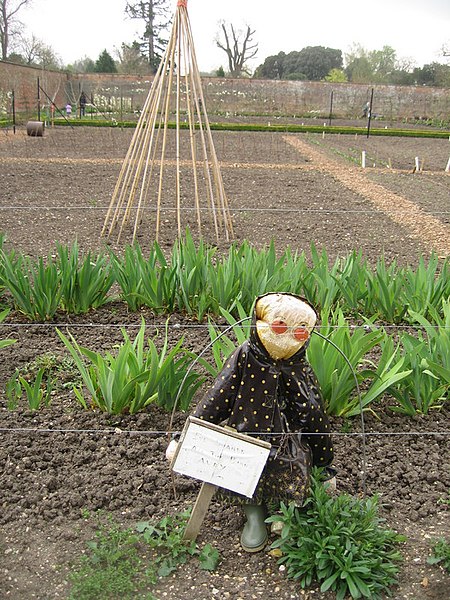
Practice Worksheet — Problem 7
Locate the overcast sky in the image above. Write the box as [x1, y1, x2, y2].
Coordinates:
[20, 0, 450, 71]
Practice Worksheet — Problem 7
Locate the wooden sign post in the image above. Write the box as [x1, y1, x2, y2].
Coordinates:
[171, 417, 271, 541]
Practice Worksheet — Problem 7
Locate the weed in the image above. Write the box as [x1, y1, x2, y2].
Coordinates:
[68, 514, 156, 600]
[0, 308, 16, 349]
[69, 511, 220, 600]
[437, 490, 450, 507]
[136, 511, 220, 575]
[428, 538, 450, 573]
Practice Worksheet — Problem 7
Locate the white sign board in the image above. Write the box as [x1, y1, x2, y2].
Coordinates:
[172, 417, 271, 498]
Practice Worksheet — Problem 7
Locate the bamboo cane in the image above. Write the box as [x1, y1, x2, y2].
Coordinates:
[102, 0, 233, 245]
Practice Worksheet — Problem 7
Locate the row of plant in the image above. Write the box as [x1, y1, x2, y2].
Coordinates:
[3, 299, 448, 417]
[0, 232, 448, 325]
[41, 116, 450, 138]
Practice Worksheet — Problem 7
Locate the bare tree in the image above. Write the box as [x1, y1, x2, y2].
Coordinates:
[125, 0, 171, 73]
[14, 33, 60, 69]
[216, 22, 258, 77]
[17, 32, 40, 64]
[0, 0, 33, 60]
[116, 41, 149, 75]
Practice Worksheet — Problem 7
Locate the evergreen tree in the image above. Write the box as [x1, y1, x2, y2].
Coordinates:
[94, 50, 117, 73]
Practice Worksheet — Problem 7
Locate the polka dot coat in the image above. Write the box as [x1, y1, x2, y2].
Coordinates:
[193, 322, 334, 504]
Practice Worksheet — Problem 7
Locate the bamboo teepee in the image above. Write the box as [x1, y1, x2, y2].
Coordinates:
[102, 0, 233, 243]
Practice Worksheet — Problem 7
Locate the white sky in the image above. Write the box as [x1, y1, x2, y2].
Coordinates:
[19, 0, 450, 71]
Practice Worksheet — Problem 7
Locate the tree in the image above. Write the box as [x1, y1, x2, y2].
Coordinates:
[94, 49, 117, 73]
[36, 43, 60, 70]
[66, 56, 96, 73]
[254, 47, 341, 81]
[293, 46, 343, 80]
[0, 0, 33, 60]
[345, 44, 411, 84]
[16, 34, 60, 69]
[216, 21, 258, 77]
[116, 41, 149, 74]
[254, 52, 286, 79]
[368, 45, 397, 80]
[413, 62, 450, 87]
[325, 68, 347, 83]
[124, 0, 171, 73]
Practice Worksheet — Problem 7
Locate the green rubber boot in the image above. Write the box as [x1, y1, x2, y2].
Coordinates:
[240, 504, 268, 553]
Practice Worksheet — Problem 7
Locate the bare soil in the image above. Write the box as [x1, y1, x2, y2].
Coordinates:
[0, 125, 449, 599]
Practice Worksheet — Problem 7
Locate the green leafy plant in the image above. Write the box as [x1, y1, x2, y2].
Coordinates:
[56, 319, 203, 414]
[390, 301, 450, 415]
[0, 308, 16, 349]
[390, 335, 447, 415]
[57, 241, 114, 313]
[10, 368, 53, 410]
[69, 514, 156, 600]
[5, 368, 21, 410]
[306, 309, 385, 416]
[267, 470, 405, 599]
[136, 511, 220, 576]
[1, 251, 62, 320]
[403, 254, 450, 320]
[366, 258, 408, 324]
[348, 334, 412, 417]
[206, 301, 251, 375]
[302, 245, 343, 312]
[333, 250, 371, 316]
[427, 538, 450, 573]
[232, 240, 297, 311]
[171, 230, 215, 319]
[110, 243, 177, 313]
[2, 235, 450, 330]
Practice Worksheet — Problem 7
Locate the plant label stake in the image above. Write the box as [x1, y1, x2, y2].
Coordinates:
[171, 417, 271, 540]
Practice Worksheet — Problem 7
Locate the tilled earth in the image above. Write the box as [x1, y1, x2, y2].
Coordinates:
[0, 124, 449, 599]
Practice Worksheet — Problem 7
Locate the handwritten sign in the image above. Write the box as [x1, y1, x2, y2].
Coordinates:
[172, 417, 271, 498]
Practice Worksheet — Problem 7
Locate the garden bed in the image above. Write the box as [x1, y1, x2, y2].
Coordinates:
[0, 126, 449, 599]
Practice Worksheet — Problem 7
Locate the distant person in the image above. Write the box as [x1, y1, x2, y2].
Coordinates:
[79, 92, 87, 117]
[65, 103, 72, 118]
[362, 101, 370, 118]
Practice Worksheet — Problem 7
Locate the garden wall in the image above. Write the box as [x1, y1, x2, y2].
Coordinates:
[0, 61, 448, 120]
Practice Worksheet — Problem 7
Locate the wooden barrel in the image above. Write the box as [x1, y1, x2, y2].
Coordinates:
[26, 121, 45, 137]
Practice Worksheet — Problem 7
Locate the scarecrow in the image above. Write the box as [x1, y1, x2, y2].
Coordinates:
[169, 293, 335, 552]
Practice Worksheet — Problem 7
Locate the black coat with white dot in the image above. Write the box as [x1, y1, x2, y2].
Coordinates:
[193, 314, 333, 503]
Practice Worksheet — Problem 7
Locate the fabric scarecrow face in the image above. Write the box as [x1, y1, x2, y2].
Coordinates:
[255, 293, 316, 360]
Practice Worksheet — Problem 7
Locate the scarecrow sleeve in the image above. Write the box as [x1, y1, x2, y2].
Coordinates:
[193, 344, 245, 425]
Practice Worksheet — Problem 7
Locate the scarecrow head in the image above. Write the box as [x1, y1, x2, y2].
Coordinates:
[254, 293, 317, 360]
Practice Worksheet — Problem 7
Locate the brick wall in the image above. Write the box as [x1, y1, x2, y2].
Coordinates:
[0, 61, 448, 120]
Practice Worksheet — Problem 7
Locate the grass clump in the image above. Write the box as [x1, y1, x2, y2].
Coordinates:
[428, 538, 450, 573]
[267, 470, 405, 599]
